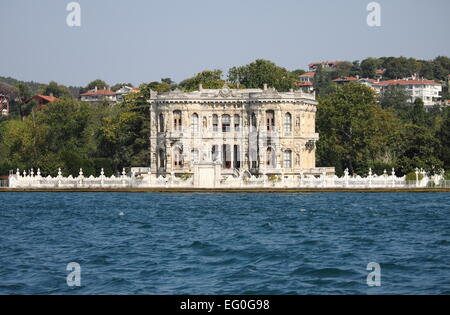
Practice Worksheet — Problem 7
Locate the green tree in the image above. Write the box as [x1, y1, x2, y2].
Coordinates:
[228, 59, 297, 91]
[291, 69, 306, 76]
[40, 81, 72, 98]
[316, 82, 398, 175]
[111, 83, 133, 92]
[179, 70, 227, 91]
[0, 117, 48, 173]
[437, 107, 450, 169]
[379, 85, 409, 110]
[80, 79, 108, 93]
[382, 57, 420, 79]
[396, 124, 443, 174]
[161, 78, 174, 85]
[145, 79, 175, 93]
[432, 56, 450, 80]
[360, 58, 379, 78]
[410, 98, 425, 126]
[313, 65, 335, 96]
[98, 91, 150, 170]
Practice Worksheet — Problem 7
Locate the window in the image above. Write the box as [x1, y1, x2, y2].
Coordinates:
[222, 115, 231, 132]
[173, 110, 182, 131]
[223, 144, 231, 168]
[159, 114, 165, 132]
[191, 149, 199, 163]
[234, 145, 241, 169]
[191, 113, 199, 133]
[266, 147, 275, 168]
[250, 113, 257, 130]
[173, 147, 183, 168]
[159, 149, 165, 169]
[284, 113, 292, 134]
[266, 110, 275, 131]
[284, 150, 292, 168]
[250, 148, 258, 169]
[212, 114, 219, 132]
[234, 114, 240, 131]
[212, 145, 219, 162]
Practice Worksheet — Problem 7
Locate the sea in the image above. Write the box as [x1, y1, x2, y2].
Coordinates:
[0, 192, 449, 294]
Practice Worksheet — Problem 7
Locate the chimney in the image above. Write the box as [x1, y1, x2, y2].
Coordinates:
[95, 86, 98, 92]
[49, 93, 54, 97]
[263, 83, 268, 91]
[199, 83, 203, 91]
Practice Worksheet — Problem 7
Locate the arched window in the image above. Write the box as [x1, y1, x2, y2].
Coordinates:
[266, 147, 275, 168]
[250, 113, 257, 130]
[266, 110, 275, 131]
[173, 110, 182, 131]
[159, 114, 165, 132]
[159, 149, 165, 169]
[191, 113, 199, 133]
[222, 115, 231, 132]
[212, 145, 219, 162]
[173, 147, 183, 168]
[223, 144, 231, 168]
[284, 150, 292, 168]
[234, 114, 240, 131]
[212, 114, 219, 132]
[284, 113, 292, 134]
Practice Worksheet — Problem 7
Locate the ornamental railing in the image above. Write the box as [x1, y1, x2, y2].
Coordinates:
[6, 167, 446, 190]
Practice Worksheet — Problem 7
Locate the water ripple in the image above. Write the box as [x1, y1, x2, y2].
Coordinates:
[0, 192, 449, 294]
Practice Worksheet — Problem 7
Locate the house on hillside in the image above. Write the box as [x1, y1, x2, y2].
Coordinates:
[115, 86, 140, 102]
[332, 76, 378, 89]
[372, 78, 442, 108]
[332, 76, 359, 84]
[32, 94, 58, 110]
[296, 72, 315, 93]
[80, 87, 117, 103]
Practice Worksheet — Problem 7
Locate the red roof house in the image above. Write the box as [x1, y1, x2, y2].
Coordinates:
[80, 88, 117, 103]
[32, 94, 58, 110]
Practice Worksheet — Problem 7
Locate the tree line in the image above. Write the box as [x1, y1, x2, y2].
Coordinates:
[0, 58, 449, 178]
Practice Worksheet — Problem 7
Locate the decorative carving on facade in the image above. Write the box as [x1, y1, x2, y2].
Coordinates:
[149, 86, 322, 177]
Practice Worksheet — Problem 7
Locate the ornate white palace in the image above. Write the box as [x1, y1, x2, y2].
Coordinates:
[7, 84, 448, 190]
[148, 84, 334, 187]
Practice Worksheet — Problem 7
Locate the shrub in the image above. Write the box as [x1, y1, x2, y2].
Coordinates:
[405, 172, 424, 181]
[444, 171, 450, 180]
[268, 175, 281, 182]
[177, 173, 192, 181]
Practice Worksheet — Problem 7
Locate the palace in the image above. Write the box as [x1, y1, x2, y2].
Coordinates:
[148, 84, 334, 182]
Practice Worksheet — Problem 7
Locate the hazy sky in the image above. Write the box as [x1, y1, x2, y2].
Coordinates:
[0, 0, 449, 87]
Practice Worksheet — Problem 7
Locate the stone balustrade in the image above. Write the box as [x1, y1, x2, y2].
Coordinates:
[6, 167, 445, 190]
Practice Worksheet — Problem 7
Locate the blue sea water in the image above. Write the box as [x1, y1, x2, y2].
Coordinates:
[0, 192, 449, 295]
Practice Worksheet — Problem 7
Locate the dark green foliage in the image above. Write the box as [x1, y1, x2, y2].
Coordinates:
[360, 58, 380, 78]
[80, 79, 108, 94]
[179, 70, 230, 91]
[405, 172, 424, 181]
[111, 83, 133, 91]
[313, 66, 336, 96]
[437, 108, 450, 169]
[228, 59, 297, 91]
[316, 83, 398, 175]
[391, 124, 442, 175]
[40, 81, 72, 98]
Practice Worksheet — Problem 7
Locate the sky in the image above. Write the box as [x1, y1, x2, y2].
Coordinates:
[0, 0, 449, 87]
